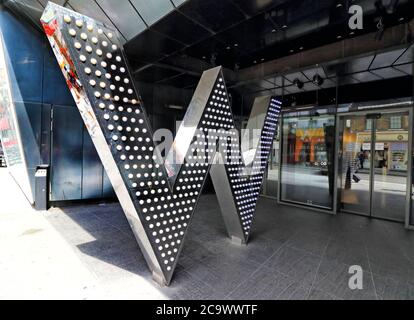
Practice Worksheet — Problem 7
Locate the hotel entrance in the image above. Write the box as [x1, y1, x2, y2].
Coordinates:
[337, 109, 412, 222]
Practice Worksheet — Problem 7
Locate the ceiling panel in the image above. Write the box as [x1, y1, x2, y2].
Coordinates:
[395, 45, 413, 65]
[265, 76, 284, 87]
[345, 55, 374, 73]
[216, 12, 274, 55]
[158, 73, 199, 88]
[370, 49, 406, 69]
[11, 0, 44, 23]
[319, 77, 337, 89]
[237, 83, 264, 94]
[68, 0, 124, 40]
[96, 0, 146, 40]
[259, 79, 277, 90]
[286, 84, 304, 94]
[250, 80, 276, 90]
[284, 71, 308, 83]
[302, 67, 327, 80]
[171, 0, 188, 7]
[184, 36, 227, 61]
[124, 29, 184, 63]
[129, 0, 174, 26]
[339, 75, 360, 85]
[134, 65, 182, 82]
[15, 0, 43, 11]
[303, 81, 318, 91]
[371, 67, 406, 79]
[150, 10, 211, 45]
[178, 0, 245, 32]
[394, 63, 413, 75]
[272, 88, 283, 96]
[230, 0, 285, 17]
[38, 0, 66, 6]
[351, 71, 382, 82]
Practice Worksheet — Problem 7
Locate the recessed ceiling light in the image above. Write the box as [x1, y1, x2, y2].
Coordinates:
[282, 24, 288, 29]
[349, 31, 355, 35]
[299, 46, 304, 50]
[272, 29, 276, 33]
[261, 58, 265, 61]
[226, 46, 231, 50]
[253, 60, 257, 64]
[290, 49, 294, 53]
[234, 43, 238, 47]
[399, 17, 405, 22]
[336, 3, 343, 8]
[337, 35, 342, 39]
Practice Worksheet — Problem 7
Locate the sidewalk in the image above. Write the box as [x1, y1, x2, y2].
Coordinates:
[0, 168, 164, 299]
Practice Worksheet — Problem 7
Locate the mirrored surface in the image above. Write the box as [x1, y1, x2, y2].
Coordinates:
[372, 112, 409, 221]
[280, 112, 335, 209]
[339, 111, 409, 222]
[262, 130, 279, 198]
[339, 115, 372, 215]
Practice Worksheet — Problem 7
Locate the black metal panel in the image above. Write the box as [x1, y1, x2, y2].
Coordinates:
[216, 12, 274, 53]
[124, 29, 184, 63]
[43, 42, 76, 106]
[21, 101, 42, 186]
[50, 105, 83, 201]
[1, 9, 44, 103]
[40, 103, 51, 165]
[158, 73, 199, 88]
[82, 126, 104, 199]
[230, 0, 286, 16]
[102, 169, 115, 198]
[95, 0, 147, 40]
[150, 10, 211, 45]
[135, 65, 182, 83]
[129, 0, 174, 26]
[178, 0, 246, 32]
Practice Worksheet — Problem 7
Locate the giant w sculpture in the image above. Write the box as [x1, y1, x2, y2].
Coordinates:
[41, 2, 281, 286]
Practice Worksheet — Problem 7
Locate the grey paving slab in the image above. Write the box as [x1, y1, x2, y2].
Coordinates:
[42, 193, 414, 299]
[312, 257, 377, 300]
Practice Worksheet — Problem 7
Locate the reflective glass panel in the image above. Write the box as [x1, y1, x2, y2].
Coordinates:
[372, 112, 409, 221]
[280, 113, 335, 209]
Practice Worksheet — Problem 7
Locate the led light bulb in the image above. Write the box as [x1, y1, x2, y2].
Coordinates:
[64, 15, 71, 24]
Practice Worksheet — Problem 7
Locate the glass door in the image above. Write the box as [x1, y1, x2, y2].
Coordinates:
[372, 112, 409, 221]
[339, 111, 410, 222]
[339, 114, 372, 216]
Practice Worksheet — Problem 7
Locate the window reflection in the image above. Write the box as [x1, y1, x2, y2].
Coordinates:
[262, 131, 279, 198]
[280, 113, 335, 209]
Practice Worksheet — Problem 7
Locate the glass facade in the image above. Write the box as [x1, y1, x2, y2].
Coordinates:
[280, 112, 335, 209]
[339, 111, 410, 221]
[257, 48, 414, 228]
[262, 131, 279, 198]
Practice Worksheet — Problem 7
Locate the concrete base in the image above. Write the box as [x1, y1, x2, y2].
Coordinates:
[152, 270, 167, 287]
[231, 235, 246, 246]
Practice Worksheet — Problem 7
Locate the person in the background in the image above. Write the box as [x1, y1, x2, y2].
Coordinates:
[358, 151, 365, 170]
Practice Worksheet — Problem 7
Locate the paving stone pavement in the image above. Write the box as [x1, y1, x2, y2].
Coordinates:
[2, 168, 414, 299]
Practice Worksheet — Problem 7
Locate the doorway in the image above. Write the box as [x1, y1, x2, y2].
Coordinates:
[337, 110, 411, 222]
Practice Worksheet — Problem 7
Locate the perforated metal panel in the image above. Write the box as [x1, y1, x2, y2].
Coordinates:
[41, 3, 281, 285]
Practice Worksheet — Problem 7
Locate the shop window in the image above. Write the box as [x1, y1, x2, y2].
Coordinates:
[390, 116, 402, 129]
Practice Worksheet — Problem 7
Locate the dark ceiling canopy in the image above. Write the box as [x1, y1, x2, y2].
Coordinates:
[5, 0, 414, 94]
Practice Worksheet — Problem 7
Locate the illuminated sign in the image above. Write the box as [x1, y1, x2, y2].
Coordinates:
[41, 3, 281, 285]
